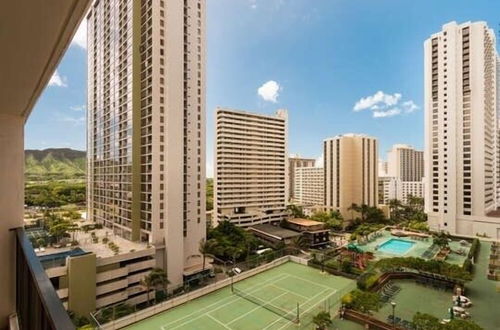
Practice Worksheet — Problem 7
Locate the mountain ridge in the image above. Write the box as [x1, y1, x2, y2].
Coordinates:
[25, 148, 86, 181]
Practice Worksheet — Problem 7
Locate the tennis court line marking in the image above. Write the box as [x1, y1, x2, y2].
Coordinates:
[276, 288, 338, 330]
[206, 314, 232, 330]
[269, 284, 310, 300]
[167, 280, 291, 330]
[224, 291, 289, 326]
[262, 287, 337, 330]
[286, 273, 333, 291]
[160, 273, 291, 330]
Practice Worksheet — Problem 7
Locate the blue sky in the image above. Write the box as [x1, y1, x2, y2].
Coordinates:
[26, 0, 500, 176]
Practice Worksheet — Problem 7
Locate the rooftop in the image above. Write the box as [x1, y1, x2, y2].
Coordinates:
[288, 218, 325, 227]
[36, 226, 151, 260]
[249, 224, 301, 240]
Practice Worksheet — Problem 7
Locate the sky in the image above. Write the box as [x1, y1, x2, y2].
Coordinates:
[25, 0, 500, 177]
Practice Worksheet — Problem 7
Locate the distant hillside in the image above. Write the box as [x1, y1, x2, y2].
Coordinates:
[25, 148, 86, 182]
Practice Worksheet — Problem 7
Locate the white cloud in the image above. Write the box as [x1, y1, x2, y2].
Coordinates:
[257, 80, 281, 103]
[402, 100, 418, 113]
[373, 108, 401, 118]
[249, 0, 257, 9]
[48, 70, 67, 87]
[70, 105, 86, 112]
[71, 19, 87, 49]
[353, 91, 401, 112]
[315, 155, 324, 168]
[58, 115, 85, 125]
[353, 91, 419, 119]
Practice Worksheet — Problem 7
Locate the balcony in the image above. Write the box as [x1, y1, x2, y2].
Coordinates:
[15, 228, 75, 330]
[0, 0, 91, 328]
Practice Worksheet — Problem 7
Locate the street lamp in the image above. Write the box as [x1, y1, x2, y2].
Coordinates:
[391, 301, 397, 328]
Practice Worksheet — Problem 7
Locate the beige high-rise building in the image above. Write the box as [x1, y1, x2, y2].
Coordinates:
[215, 108, 288, 227]
[387, 144, 424, 181]
[294, 167, 324, 206]
[87, 0, 206, 285]
[424, 21, 500, 238]
[288, 155, 315, 201]
[323, 134, 378, 218]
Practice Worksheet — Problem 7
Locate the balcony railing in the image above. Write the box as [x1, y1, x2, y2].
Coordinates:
[14, 228, 75, 330]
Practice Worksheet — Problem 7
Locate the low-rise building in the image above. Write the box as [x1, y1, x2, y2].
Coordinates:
[38, 228, 156, 317]
[248, 224, 301, 248]
[286, 218, 330, 248]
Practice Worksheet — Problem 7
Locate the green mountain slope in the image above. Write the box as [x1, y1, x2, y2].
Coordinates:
[25, 148, 86, 182]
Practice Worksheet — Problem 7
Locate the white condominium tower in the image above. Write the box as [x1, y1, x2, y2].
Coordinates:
[288, 155, 315, 201]
[323, 134, 378, 218]
[294, 167, 324, 206]
[87, 0, 206, 285]
[215, 108, 288, 227]
[424, 21, 499, 237]
[387, 144, 424, 181]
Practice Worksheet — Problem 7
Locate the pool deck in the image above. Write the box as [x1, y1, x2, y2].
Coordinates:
[356, 231, 470, 265]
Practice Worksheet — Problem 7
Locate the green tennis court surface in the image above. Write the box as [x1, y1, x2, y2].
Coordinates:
[125, 262, 356, 330]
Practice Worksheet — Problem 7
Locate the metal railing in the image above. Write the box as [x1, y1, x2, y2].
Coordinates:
[14, 227, 75, 330]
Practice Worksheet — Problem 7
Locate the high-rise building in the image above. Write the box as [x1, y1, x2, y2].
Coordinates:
[323, 134, 378, 218]
[87, 0, 206, 285]
[378, 159, 388, 177]
[387, 144, 424, 181]
[288, 155, 315, 201]
[214, 108, 288, 227]
[424, 21, 500, 237]
[294, 167, 324, 206]
[378, 177, 424, 205]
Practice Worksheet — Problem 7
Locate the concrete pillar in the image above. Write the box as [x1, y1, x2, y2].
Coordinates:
[0, 113, 24, 328]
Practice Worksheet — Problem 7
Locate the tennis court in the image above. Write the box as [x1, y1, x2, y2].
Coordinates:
[125, 262, 356, 330]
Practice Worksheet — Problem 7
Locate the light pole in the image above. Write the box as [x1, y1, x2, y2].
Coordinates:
[391, 301, 397, 328]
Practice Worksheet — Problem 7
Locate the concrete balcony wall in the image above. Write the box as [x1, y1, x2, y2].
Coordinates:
[46, 266, 68, 278]
[0, 114, 24, 328]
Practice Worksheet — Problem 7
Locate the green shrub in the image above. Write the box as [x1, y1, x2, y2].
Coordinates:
[462, 258, 473, 273]
[468, 239, 480, 260]
[341, 289, 380, 313]
[374, 257, 472, 281]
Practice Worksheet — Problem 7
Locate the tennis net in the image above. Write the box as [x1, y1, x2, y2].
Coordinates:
[233, 287, 298, 323]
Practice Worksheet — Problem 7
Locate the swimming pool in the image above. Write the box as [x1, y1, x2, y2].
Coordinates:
[378, 239, 415, 255]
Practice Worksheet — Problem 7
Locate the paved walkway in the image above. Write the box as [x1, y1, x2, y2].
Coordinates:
[466, 241, 500, 330]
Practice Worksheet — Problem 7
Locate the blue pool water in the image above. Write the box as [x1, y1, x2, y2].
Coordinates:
[378, 239, 415, 255]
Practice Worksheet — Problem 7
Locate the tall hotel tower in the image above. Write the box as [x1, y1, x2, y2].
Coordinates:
[214, 108, 288, 227]
[323, 134, 378, 218]
[424, 21, 499, 237]
[87, 0, 206, 284]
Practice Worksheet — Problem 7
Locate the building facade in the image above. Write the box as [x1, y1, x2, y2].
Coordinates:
[323, 134, 378, 218]
[387, 144, 424, 181]
[424, 21, 500, 238]
[288, 155, 315, 201]
[87, 0, 206, 285]
[214, 108, 288, 227]
[294, 167, 324, 206]
[378, 177, 424, 205]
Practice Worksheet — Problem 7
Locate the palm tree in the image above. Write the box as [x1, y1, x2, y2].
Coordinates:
[388, 199, 403, 221]
[291, 235, 308, 250]
[199, 238, 218, 271]
[141, 268, 170, 305]
[150, 268, 170, 301]
[348, 203, 360, 221]
[312, 311, 332, 330]
[140, 274, 154, 306]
